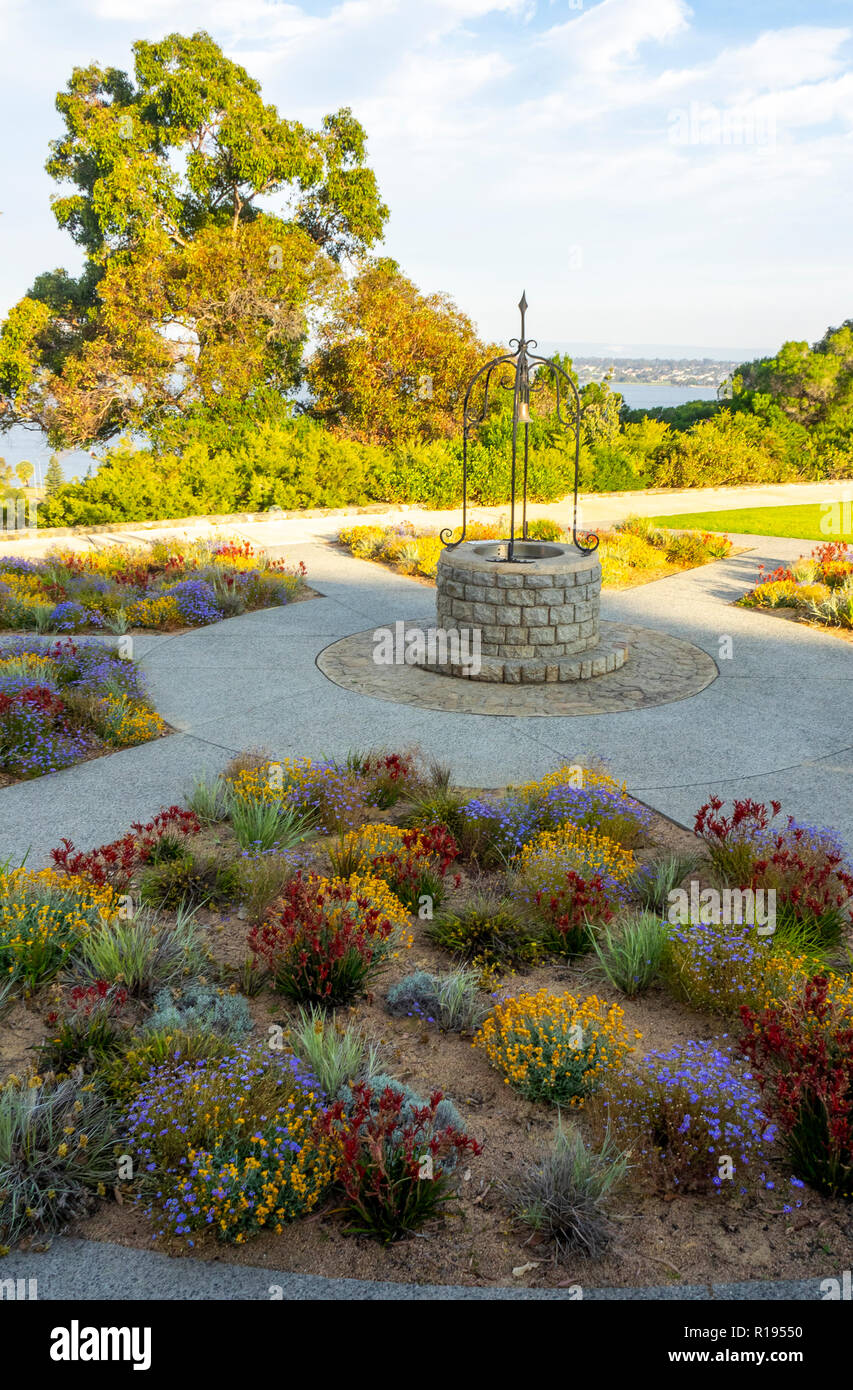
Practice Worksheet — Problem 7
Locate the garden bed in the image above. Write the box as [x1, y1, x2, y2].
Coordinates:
[737, 542, 853, 636]
[337, 516, 736, 591]
[0, 637, 172, 784]
[0, 538, 312, 636]
[1, 755, 851, 1289]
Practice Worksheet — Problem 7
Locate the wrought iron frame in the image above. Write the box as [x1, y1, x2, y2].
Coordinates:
[440, 292, 598, 562]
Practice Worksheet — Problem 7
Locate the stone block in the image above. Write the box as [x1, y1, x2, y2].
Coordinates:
[527, 626, 556, 645]
[450, 600, 474, 621]
[474, 657, 506, 681]
[525, 606, 550, 626]
[495, 605, 523, 625]
[496, 573, 524, 588]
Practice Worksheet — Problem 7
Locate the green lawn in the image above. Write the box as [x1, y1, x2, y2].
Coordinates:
[647, 502, 853, 542]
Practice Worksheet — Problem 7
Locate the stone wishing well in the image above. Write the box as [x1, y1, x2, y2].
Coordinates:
[427, 540, 627, 683]
[414, 294, 628, 684]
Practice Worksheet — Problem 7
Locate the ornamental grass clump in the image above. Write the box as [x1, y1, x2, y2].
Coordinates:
[287, 1005, 380, 1098]
[740, 977, 853, 1198]
[0, 1069, 118, 1249]
[69, 904, 209, 997]
[248, 873, 413, 1005]
[186, 772, 231, 825]
[406, 784, 468, 840]
[595, 1040, 775, 1195]
[628, 850, 701, 913]
[592, 910, 668, 996]
[123, 1047, 338, 1245]
[327, 823, 460, 911]
[504, 1122, 630, 1261]
[475, 989, 637, 1107]
[236, 845, 295, 923]
[320, 1079, 481, 1243]
[227, 756, 369, 834]
[0, 868, 120, 991]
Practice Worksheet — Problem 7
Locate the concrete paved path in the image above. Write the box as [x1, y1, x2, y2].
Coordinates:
[0, 530, 850, 865]
[0, 1236, 834, 1301]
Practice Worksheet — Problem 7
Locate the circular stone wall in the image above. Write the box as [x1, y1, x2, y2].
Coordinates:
[422, 540, 628, 683]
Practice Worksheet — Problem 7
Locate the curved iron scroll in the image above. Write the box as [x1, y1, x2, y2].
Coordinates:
[441, 294, 599, 557]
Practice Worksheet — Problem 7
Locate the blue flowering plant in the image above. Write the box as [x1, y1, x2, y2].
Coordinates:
[121, 1046, 338, 1246]
[595, 1039, 777, 1194]
[461, 766, 652, 866]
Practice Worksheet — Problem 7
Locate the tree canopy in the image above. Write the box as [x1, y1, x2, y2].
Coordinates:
[0, 31, 388, 448]
[306, 259, 494, 445]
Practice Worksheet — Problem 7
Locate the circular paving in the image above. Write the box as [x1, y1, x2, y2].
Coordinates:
[317, 619, 718, 717]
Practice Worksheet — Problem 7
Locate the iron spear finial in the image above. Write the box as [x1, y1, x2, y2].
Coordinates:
[519, 291, 528, 338]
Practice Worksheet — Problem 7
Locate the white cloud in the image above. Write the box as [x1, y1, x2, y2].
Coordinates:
[539, 0, 691, 72]
[2, 0, 852, 350]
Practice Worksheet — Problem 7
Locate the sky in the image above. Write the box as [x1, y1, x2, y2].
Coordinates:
[1, 0, 851, 359]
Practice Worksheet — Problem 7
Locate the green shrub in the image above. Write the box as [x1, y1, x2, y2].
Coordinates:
[664, 531, 713, 566]
[428, 890, 542, 972]
[526, 519, 564, 541]
[144, 983, 253, 1040]
[139, 852, 240, 910]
